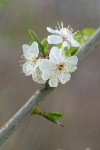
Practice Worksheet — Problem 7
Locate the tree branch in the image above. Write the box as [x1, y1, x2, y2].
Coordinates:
[77, 27, 100, 61]
[0, 27, 100, 146]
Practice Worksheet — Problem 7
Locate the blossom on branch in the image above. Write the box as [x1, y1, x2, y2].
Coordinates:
[47, 22, 80, 49]
[39, 47, 78, 87]
[22, 42, 45, 84]
[21, 22, 80, 87]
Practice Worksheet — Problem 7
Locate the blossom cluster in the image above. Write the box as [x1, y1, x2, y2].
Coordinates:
[21, 23, 80, 87]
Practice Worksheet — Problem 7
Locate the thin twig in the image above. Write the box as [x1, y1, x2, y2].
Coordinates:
[0, 27, 100, 146]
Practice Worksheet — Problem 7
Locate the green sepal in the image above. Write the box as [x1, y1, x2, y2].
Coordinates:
[41, 38, 49, 53]
[28, 29, 45, 55]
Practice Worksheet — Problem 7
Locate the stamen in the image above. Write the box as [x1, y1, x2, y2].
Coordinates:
[57, 22, 61, 30]
[57, 64, 64, 71]
[19, 60, 26, 63]
[61, 21, 63, 28]
[55, 26, 58, 30]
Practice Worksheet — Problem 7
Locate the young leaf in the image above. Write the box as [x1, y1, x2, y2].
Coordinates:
[79, 28, 96, 44]
[64, 47, 71, 57]
[82, 28, 96, 36]
[70, 47, 79, 56]
[28, 29, 45, 55]
[41, 38, 49, 53]
[32, 107, 64, 127]
[44, 112, 64, 127]
[56, 43, 62, 49]
[44, 112, 64, 121]
[74, 31, 82, 42]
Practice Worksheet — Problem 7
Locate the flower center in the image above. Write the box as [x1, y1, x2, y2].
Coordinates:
[33, 57, 37, 63]
[61, 33, 68, 41]
[58, 64, 64, 71]
[63, 36, 67, 41]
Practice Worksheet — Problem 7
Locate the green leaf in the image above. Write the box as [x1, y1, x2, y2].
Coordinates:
[41, 38, 49, 53]
[44, 113, 56, 122]
[74, 31, 82, 42]
[32, 108, 64, 127]
[44, 112, 64, 127]
[64, 47, 71, 57]
[56, 43, 62, 49]
[82, 28, 96, 36]
[79, 28, 96, 44]
[28, 29, 45, 55]
[44, 112, 64, 121]
[70, 47, 79, 56]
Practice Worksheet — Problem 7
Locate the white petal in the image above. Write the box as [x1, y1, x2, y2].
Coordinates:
[67, 56, 78, 65]
[39, 59, 52, 74]
[66, 56, 78, 73]
[39, 58, 51, 80]
[59, 47, 67, 59]
[70, 38, 80, 47]
[49, 47, 63, 63]
[62, 41, 70, 49]
[59, 72, 71, 84]
[30, 42, 39, 58]
[22, 61, 34, 76]
[66, 64, 77, 73]
[47, 35, 63, 44]
[22, 42, 39, 60]
[41, 73, 50, 81]
[22, 44, 33, 60]
[32, 67, 45, 84]
[47, 27, 60, 34]
[49, 77, 58, 87]
[22, 44, 29, 52]
[69, 66, 77, 73]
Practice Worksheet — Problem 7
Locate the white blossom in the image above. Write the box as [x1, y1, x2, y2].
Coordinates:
[39, 47, 78, 87]
[32, 59, 46, 84]
[21, 24, 79, 87]
[21, 42, 45, 84]
[47, 22, 80, 49]
[22, 42, 39, 76]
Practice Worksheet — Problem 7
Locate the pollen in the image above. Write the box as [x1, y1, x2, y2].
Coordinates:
[58, 64, 64, 71]
[33, 57, 37, 62]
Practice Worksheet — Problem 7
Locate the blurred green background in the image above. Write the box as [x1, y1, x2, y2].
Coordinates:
[0, 0, 100, 150]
